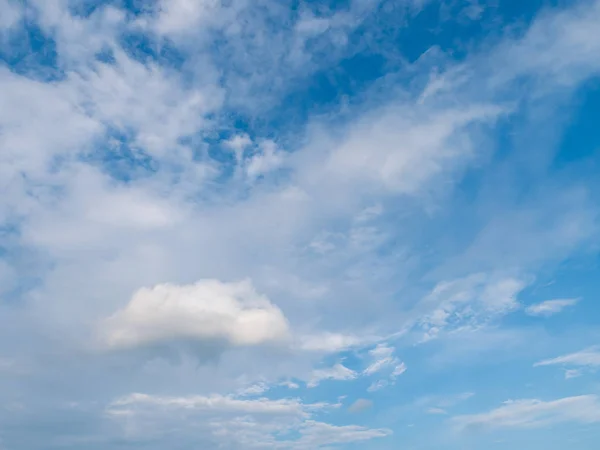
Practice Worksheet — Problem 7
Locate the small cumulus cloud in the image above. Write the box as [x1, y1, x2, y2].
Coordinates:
[98, 279, 290, 355]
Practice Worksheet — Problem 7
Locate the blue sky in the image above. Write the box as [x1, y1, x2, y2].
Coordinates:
[1, 0, 600, 448]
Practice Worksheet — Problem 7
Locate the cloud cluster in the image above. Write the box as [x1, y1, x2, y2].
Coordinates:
[108, 391, 390, 448]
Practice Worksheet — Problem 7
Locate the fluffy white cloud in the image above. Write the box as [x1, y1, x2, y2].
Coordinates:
[452, 395, 600, 431]
[99, 279, 290, 351]
[525, 298, 580, 317]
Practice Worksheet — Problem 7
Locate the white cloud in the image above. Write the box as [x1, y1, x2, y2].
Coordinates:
[225, 133, 253, 163]
[99, 279, 290, 352]
[363, 344, 396, 375]
[418, 274, 526, 341]
[154, 0, 220, 36]
[318, 105, 505, 196]
[534, 347, 600, 368]
[452, 395, 600, 431]
[392, 362, 407, 377]
[293, 420, 391, 448]
[108, 392, 389, 448]
[280, 380, 300, 390]
[246, 140, 286, 180]
[297, 333, 369, 353]
[525, 298, 579, 317]
[493, 0, 600, 88]
[427, 407, 448, 415]
[307, 363, 357, 388]
[0, 0, 23, 31]
[362, 344, 407, 390]
[110, 392, 307, 416]
[236, 382, 270, 397]
[71, 48, 221, 158]
[565, 369, 582, 380]
[367, 380, 388, 392]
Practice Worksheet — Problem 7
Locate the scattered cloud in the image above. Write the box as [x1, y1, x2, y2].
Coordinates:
[293, 420, 391, 448]
[565, 369, 582, 380]
[108, 391, 389, 448]
[535, 347, 600, 369]
[525, 298, 580, 317]
[363, 344, 398, 376]
[361, 344, 407, 392]
[418, 274, 527, 341]
[307, 363, 357, 388]
[417, 392, 475, 414]
[452, 395, 600, 431]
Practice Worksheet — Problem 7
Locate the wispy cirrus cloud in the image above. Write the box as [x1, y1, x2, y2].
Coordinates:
[535, 347, 600, 369]
[452, 395, 600, 431]
[525, 298, 580, 317]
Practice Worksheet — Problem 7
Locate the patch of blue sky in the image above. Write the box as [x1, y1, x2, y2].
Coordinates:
[0, 20, 62, 81]
[82, 128, 158, 182]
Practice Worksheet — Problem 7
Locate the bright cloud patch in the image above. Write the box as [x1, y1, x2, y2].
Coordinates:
[362, 344, 407, 391]
[307, 363, 357, 388]
[535, 347, 600, 368]
[525, 298, 580, 317]
[99, 279, 290, 351]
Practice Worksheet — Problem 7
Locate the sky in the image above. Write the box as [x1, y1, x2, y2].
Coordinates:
[0, 0, 600, 448]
